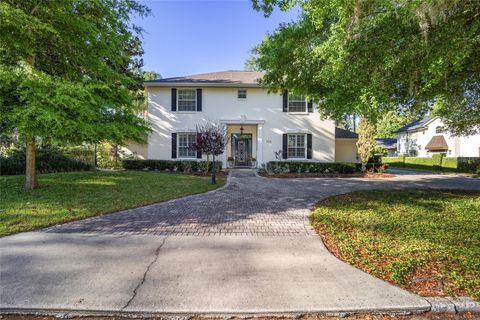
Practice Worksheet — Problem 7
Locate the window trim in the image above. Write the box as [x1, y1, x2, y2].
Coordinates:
[177, 132, 197, 159]
[287, 133, 307, 159]
[287, 94, 308, 113]
[176, 89, 197, 112]
[237, 89, 247, 100]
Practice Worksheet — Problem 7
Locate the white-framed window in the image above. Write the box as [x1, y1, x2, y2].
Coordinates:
[177, 132, 196, 158]
[288, 95, 307, 112]
[238, 89, 247, 99]
[287, 133, 306, 158]
[435, 126, 444, 134]
[177, 89, 197, 112]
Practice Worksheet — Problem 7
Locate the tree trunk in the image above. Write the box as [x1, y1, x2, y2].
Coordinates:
[25, 136, 37, 190]
[211, 154, 216, 185]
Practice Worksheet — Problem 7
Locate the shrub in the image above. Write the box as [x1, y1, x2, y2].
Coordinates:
[0, 148, 94, 175]
[122, 159, 222, 173]
[441, 157, 458, 172]
[266, 161, 357, 175]
[381, 155, 406, 168]
[457, 157, 480, 174]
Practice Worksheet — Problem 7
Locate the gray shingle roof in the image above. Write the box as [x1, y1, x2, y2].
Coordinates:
[393, 116, 434, 133]
[376, 138, 397, 149]
[335, 127, 358, 139]
[144, 70, 265, 87]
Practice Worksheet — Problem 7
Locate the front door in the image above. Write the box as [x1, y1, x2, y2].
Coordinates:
[232, 133, 252, 167]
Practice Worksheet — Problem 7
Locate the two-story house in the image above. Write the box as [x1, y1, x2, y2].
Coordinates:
[395, 116, 480, 157]
[130, 70, 358, 167]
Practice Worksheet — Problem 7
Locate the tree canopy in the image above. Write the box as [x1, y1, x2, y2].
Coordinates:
[250, 0, 480, 135]
[0, 0, 151, 188]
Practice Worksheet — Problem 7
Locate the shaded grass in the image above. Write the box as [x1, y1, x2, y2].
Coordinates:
[0, 171, 225, 236]
[311, 189, 480, 299]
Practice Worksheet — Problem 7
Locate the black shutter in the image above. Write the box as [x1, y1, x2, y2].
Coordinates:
[307, 133, 313, 159]
[196, 89, 202, 112]
[282, 134, 288, 159]
[196, 133, 202, 159]
[308, 100, 313, 113]
[282, 90, 288, 112]
[171, 88, 177, 111]
[171, 133, 177, 159]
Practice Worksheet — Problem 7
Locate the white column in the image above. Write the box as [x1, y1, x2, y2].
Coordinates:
[257, 123, 263, 168]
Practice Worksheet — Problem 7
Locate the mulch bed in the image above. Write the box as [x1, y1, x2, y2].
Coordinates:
[258, 172, 395, 179]
[1, 313, 479, 320]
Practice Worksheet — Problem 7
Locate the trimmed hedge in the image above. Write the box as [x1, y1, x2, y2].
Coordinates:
[122, 159, 222, 173]
[266, 161, 358, 175]
[381, 155, 480, 173]
[0, 148, 94, 175]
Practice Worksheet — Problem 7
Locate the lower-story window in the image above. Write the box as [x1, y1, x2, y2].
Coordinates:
[287, 133, 306, 158]
[178, 132, 196, 158]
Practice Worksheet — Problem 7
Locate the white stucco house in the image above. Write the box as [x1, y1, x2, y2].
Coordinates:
[130, 70, 358, 167]
[395, 116, 480, 157]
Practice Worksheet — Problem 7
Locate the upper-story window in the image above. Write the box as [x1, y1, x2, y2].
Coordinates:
[177, 132, 196, 158]
[288, 95, 307, 112]
[435, 126, 444, 134]
[178, 89, 197, 112]
[287, 133, 306, 158]
[238, 89, 247, 99]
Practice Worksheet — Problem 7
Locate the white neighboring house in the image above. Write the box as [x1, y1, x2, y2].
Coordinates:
[395, 116, 480, 157]
[130, 70, 358, 167]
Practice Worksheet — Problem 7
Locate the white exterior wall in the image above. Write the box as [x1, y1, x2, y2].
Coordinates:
[397, 117, 480, 157]
[147, 87, 335, 166]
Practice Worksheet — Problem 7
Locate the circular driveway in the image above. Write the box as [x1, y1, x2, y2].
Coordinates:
[43, 169, 480, 236]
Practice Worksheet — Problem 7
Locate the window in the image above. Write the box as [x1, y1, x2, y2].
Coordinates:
[177, 89, 197, 112]
[238, 89, 247, 99]
[435, 126, 444, 134]
[288, 95, 307, 112]
[287, 133, 306, 158]
[177, 132, 196, 158]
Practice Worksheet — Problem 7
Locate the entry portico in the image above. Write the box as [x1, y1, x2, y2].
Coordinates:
[220, 116, 265, 167]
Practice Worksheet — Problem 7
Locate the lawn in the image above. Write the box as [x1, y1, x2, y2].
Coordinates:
[0, 171, 225, 236]
[311, 189, 480, 299]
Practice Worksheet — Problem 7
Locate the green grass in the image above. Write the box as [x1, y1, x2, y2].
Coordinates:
[0, 171, 225, 236]
[311, 189, 480, 299]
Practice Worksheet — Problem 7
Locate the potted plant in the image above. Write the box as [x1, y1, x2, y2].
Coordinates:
[227, 156, 234, 168]
[250, 157, 257, 167]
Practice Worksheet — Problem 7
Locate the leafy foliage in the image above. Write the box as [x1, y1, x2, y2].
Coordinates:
[250, 0, 480, 134]
[0, 0, 151, 187]
[312, 189, 480, 299]
[266, 161, 357, 175]
[376, 111, 409, 139]
[122, 159, 222, 173]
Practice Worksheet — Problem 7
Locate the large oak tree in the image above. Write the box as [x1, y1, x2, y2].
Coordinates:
[250, 0, 480, 134]
[0, 0, 150, 189]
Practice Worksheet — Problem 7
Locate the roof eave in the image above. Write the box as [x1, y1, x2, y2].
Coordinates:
[143, 82, 264, 88]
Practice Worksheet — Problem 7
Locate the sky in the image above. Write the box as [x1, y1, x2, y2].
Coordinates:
[131, 0, 300, 78]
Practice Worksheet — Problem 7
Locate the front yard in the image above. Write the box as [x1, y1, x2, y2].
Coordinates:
[311, 189, 480, 300]
[0, 171, 225, 236]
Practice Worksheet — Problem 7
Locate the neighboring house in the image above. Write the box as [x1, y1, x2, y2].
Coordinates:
[375, 138, 397, 157]
[394, 116, 480, 157]
[141, 70, 358, 167]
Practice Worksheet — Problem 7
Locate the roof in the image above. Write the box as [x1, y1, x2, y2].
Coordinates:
[335, 127, 358, 139]
[393, 116, 435, 133]
[376, 138, 397, 149]
[144, 70, 265, 87]
[425, 135, 449, 151]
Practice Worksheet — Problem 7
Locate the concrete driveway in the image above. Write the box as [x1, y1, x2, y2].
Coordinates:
[1, 170, 479, 315]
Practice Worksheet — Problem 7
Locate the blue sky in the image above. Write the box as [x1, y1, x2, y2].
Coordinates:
[132, 0, 300, 78]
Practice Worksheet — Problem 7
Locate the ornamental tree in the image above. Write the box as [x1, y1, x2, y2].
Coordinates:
[0, 0, 150, 189]
[356, 118, 377, 173]
[250, 0, 480, 135]
[191, 122, 226, 185]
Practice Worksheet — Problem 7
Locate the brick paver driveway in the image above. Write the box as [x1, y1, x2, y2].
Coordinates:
[44, 169, 480, 236]
[2, 170, 479, 314]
